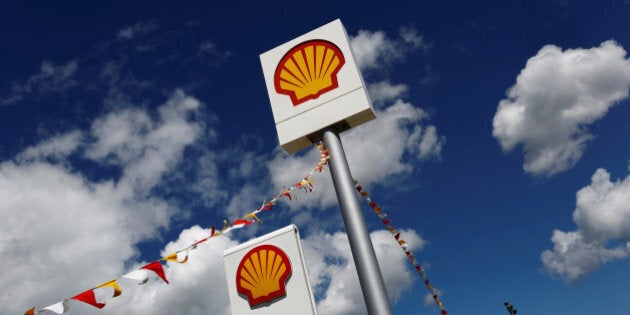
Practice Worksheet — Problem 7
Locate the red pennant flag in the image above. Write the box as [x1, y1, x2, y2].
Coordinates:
[142, 261, 169, 284]
[24, 307, 35, 315]
[232, 218, 255, 227]
[71, 289, 105, 309]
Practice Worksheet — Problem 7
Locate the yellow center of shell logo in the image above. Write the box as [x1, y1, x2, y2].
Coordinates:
[274, 39, 346, 106]
[236, 244, 292, 307]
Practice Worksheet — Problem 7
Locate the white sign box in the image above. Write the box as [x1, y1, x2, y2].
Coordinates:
[223, 225, 318, 315]
[260, 19, 376, 153]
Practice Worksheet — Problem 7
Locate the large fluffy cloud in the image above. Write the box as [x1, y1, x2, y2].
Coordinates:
[493, 40, 630, 176]
[304, 229, 425, 315]
[85, 90, 202, 196]
[115, 226, 238, 315]
[0, 91, 205, 314]
[541, 168, 630, 282]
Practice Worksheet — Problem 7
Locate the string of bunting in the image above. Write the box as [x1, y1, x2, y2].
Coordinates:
[354, 181, 448, 315]
[24, 143, 330, 315]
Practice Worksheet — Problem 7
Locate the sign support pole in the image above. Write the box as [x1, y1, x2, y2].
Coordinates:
[322, 128, 393, 315]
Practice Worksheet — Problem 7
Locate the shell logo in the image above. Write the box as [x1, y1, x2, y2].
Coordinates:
[274, 39, 346, 106]
[236, 244, 292, 307]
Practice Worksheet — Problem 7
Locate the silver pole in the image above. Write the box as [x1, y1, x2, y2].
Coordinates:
[322, 128, 393, 315]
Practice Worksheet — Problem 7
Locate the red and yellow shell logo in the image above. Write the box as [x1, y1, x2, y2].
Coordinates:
[274, 39, 345, 106]
[236, 244, 292, 307]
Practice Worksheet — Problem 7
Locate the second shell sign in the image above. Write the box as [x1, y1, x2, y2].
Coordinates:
[223, 225, 318, 315]
[260, 19, 376, 154]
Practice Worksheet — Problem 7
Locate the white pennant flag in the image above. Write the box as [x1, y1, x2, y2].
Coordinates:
[41, 300, 69, 314]
[122, 269, 150, 284]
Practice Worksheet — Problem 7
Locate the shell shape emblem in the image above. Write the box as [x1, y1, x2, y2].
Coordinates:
[274, 39, 346, 106]
[236, 244, 292, 307]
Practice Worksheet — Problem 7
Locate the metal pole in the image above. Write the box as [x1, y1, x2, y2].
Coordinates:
[322, 128, 393, 315]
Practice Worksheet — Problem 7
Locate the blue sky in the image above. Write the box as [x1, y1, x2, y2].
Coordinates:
[2, 1, 630, 315]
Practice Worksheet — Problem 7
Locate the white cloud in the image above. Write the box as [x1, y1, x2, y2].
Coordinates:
[117, 20, 159, 40]
[1, 60, 79, 105]
[399, 26, 429, 51]
[86, 90, 203, 196]
[367, 81, 408, 106]
[493, 40, 630, 176]
[542, 168, 630, 282]
[114, 226, 238, 315]
[0, 160, 171, 314]
[351, 30, 393, 70]
[350, 27, 428, 71]
[574, 169, 630, 240]
[18, 130, 83, 162]
[268, 99, 445, 211]
[541, 230, 630, 282]
[198, 41, 232, 62]
[303, 229, 425, 315]
[0, 92, 207, 314]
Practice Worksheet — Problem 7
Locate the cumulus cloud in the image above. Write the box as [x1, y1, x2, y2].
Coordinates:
[86, 90, 202, 195]
[115, 226, 238, 315]
[542, 168, 630, 282]
[303, 229, 425, 315]
[268, 99, 445, 212]
[493, 40, 630, 176]
[0, 91, 206, 314]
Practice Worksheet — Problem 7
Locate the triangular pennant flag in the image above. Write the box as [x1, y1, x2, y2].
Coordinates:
[122, 269, 149, 284]
[142, 261, 169, 284]
[71, 289, 105, 309]
[24, 307, 35, 315]
[162, 251, 188, 264]
[231, 218, 255, 229]
[42, 300, 69, 314]
[162, 252, 178, 262]
[96, 279, 122, 298]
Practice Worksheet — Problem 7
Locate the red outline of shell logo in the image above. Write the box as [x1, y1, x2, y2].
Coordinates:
[274, 39, 346, 106]
[236, 244, 292, 307]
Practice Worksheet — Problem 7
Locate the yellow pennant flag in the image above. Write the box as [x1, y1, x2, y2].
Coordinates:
[162, 251, 188, 264]
[96, 279, 122, 298]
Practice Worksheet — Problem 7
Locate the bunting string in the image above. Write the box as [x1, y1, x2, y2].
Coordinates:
[355, 181, 448, 315]
[24, 143, 330, 315]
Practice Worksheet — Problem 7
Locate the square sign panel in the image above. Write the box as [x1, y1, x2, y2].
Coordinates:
[260, 19, 376, 153]
[223, 225, 318, 315]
